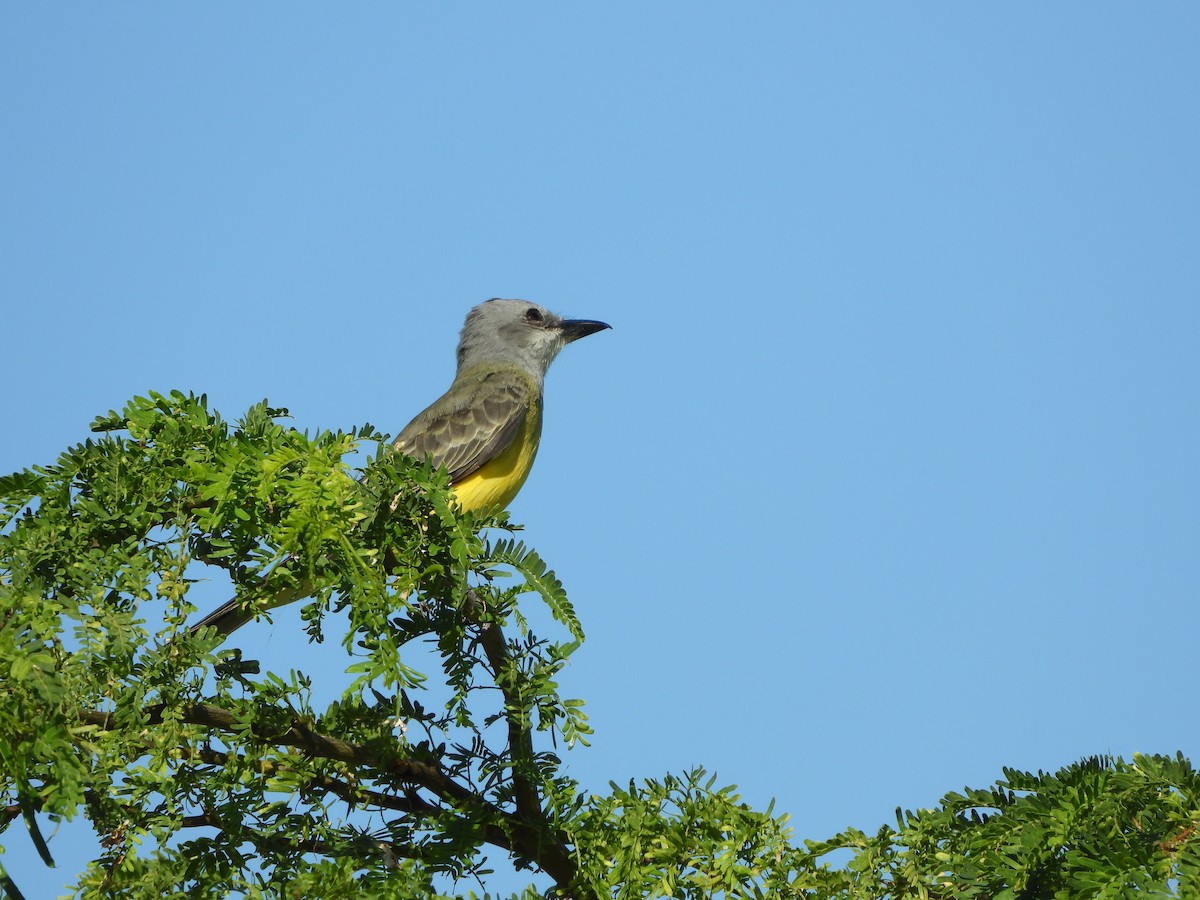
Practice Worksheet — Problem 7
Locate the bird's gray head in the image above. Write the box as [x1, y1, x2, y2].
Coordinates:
[456, 298, 610, 382]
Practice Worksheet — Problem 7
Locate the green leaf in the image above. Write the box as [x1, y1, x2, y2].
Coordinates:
[484, 538, 584, 642]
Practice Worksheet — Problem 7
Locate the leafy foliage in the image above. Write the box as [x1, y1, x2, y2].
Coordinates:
[795, 752, 1199, 899]
[1, 393, 1196, 898]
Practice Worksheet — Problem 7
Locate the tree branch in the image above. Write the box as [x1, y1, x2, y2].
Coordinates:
[1, 803, 23, 828]
[77, 701, 585, 893]
[80, 703, 482, 811]
[468, 592, 543, 824]
[188, 745, 442, 817]
[178, 808, 426, 866]
[463, 592, 593, 896]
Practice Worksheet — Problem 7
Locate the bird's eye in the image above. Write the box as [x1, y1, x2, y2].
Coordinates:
[524, 308, 544, 323]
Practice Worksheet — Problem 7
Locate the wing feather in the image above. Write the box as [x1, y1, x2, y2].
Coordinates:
[393, 374, 529, 484]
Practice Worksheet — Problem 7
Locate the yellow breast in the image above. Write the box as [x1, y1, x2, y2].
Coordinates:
[449, 398, 543, 514]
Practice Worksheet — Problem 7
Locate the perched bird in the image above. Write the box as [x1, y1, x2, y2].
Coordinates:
[191, 298, 610, 636]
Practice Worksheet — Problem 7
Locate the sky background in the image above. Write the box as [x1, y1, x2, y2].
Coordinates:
[3, 4, 1199, 896]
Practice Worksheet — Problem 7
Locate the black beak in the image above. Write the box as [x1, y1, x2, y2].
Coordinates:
[559, 318, 611, 343]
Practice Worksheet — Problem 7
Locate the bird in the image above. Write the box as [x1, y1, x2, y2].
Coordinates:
[191, 298, 610, 637]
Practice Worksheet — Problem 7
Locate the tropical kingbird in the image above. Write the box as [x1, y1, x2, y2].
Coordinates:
[191, 298, 609, 636]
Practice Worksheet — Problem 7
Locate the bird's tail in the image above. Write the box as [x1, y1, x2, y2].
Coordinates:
[189, 576, 312, 639]
[189, 598, 258, 638]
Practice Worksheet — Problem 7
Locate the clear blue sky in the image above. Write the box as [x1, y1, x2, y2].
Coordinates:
[3, 5, 1198, 896]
